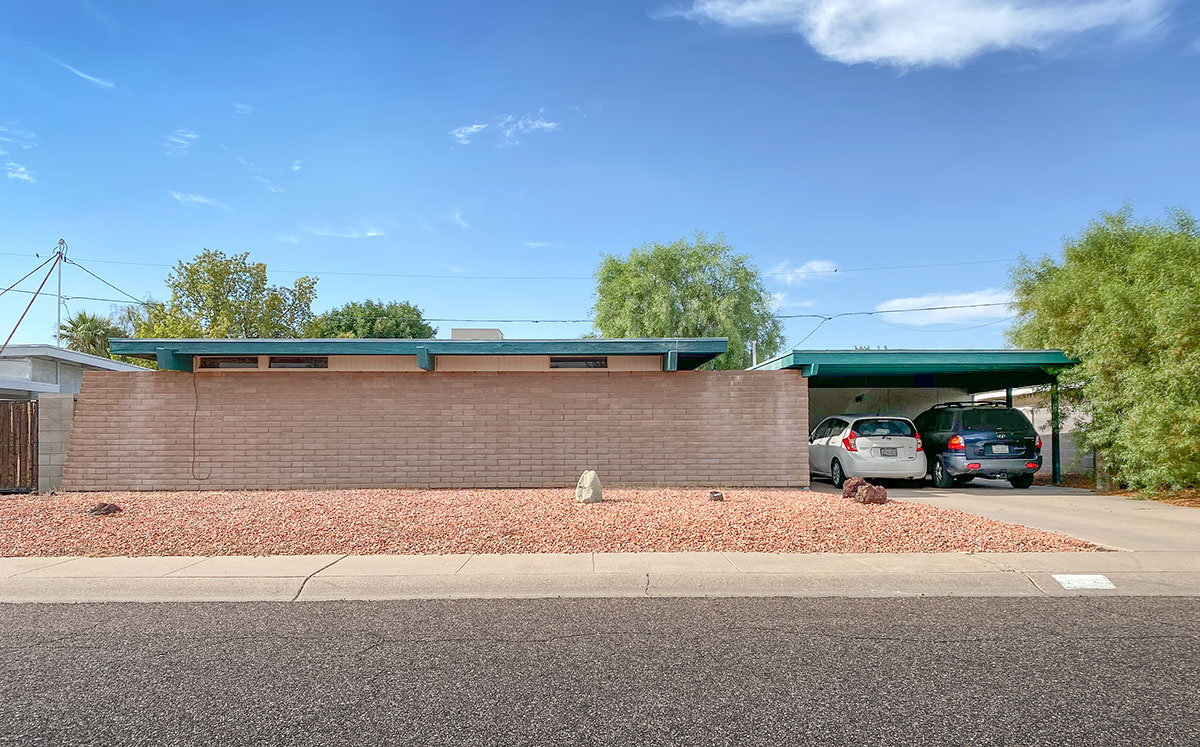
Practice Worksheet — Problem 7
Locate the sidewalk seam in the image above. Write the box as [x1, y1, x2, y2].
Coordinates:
[8, 557, 80, 577]
[1020, 571, 1051, 596]
[453, 554, 475, 576]
[291, 555, 349, 602]
[162, 557, 216, 577]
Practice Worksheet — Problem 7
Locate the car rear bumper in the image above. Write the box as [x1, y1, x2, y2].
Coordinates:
[842, 453, 928, 480]
[943, 454, 1040, 479]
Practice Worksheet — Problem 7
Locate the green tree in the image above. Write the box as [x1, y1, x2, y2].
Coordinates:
[591, 232, 783, 370]
[308, 299, 436, 339]
[58, 310, 123, 357]
[1008, 207, 1200, 490]
[137, 250, 317, 338]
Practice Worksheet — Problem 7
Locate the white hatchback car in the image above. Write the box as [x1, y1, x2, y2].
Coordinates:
[809, 415, 927, 488]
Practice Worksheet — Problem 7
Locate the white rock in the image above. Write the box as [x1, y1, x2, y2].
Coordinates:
[575, 470, 602, 504]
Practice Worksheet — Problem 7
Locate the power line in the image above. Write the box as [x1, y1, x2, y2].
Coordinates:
[63, 257, 148, 304]
[0, 254, 57, 298]
[0, 284, 1011, 325]
[0, 252, 61, 357]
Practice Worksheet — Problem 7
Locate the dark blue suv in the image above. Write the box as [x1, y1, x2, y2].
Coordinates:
[912, 403, 1041, 489]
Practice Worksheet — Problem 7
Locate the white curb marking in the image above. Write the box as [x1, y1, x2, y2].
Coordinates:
[1052, 573, 1116, 590]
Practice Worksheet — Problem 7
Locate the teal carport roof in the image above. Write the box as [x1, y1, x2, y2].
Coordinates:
[750, 349, 1078, 393]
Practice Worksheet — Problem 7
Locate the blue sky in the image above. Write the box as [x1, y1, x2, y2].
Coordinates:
[3, 0, 1199, 352]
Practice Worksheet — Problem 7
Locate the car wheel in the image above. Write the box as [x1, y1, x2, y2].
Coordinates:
[932, 459, 955, 489]
[1009, 473, 1035, 489]
[831, 459, 846, 489]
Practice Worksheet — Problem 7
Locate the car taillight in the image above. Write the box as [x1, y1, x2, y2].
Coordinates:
[947, 435, 965, 451]
[1035, 436, 1042, 450]
[842, 430, 859, 452]
[915, 433, 923, 452]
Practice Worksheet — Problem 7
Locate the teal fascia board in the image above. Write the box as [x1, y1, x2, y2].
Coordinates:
[154, 347, 193, 372]
[111, 337, 729, 371]
[416, 346, 433, 371]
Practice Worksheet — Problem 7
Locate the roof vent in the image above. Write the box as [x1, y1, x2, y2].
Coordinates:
[450, 328, 503, 340]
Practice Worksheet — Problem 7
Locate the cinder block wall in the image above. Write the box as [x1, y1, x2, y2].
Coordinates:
[37, 393, 77, 493]
[62, 370, 808, 491]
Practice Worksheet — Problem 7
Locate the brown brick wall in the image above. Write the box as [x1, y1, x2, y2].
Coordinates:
[62, 370, 808, 491]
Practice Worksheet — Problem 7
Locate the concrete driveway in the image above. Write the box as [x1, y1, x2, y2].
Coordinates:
[809, 478, 1200, 551]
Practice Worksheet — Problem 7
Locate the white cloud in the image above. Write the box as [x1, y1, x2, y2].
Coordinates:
[772, 291, 818, 309]
[0, 123, 38, 150]
[238, 156, 288, 193]
[307, 226, 384, 239]
[451, 210, 471, 230]
[253, 175, 285, 193]
[164, 128, 199, 156]
[524, 241, 552, 248]
[233, 103, 256, 115]
[5, 163, 35, 183]
[43, 53, 115, 88]
[874, 288, 1013, 324]
[168, 190, 231, 211]
[291, 160, 302, 172]
[496, 110, 560, 145]
[676, 0, 1169, 68]
[450, 110, 561, 146]
[451, 123, 488, 145]
[769, 258, 839, 285]
[279, 234, 301, 245]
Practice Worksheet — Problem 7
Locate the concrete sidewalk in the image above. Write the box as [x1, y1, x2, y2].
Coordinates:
[2, 550, 1198, 603]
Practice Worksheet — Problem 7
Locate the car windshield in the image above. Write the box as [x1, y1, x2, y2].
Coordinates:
[961, 408, 1034, 433]
[852, 418, 915, 437]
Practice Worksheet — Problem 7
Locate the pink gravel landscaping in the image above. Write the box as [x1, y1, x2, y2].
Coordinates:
[0, 488, 1097, 557]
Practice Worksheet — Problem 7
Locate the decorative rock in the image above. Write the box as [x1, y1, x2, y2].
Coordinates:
[575, 470, 602, 504]
[87, 503, 122, 516]
[842, 478, 888, 504]
[709, 491, 724, 501]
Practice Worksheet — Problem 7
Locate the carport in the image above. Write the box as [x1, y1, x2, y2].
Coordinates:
[751, 349, 1078, 483]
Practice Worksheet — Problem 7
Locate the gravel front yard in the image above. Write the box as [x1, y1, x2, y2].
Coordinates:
[0, 488, 1097, 557]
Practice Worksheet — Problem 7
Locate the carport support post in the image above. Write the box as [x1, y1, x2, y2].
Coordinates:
[1051, 377, 1062, 485]
[1005, 387, 1013, 407]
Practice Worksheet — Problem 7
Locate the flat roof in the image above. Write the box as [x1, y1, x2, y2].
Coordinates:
[751, 349, 1077, 393]
[110, 337, 729, 371]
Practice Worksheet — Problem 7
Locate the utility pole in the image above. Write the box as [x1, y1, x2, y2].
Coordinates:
[55, 239, 66, 346]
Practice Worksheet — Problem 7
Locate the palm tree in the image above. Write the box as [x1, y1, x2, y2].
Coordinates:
[58, 311, 123, 358]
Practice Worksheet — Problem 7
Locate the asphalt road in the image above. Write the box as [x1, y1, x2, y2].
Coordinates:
[2, 597, 1198, 746]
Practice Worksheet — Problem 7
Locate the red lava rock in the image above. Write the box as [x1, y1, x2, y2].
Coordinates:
[0, 488, 1097, 557]
[842, 478, 888, 505]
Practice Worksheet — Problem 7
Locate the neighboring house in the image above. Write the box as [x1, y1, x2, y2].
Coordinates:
[0, 345, 143, 493]
[975, 386, 1094, 475]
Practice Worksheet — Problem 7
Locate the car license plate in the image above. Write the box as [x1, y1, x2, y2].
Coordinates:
[880, 447, 897, 457]
[993, 444, 1010, 454]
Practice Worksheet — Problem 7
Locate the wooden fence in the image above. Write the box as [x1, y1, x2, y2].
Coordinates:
[0, 401, 37, 493]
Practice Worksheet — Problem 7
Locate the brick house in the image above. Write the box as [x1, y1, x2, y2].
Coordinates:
[63, 334, 809, 491]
